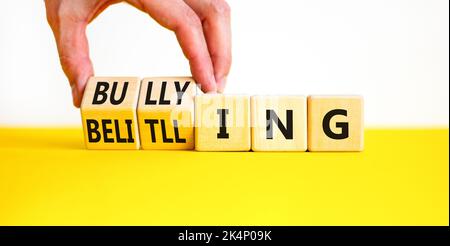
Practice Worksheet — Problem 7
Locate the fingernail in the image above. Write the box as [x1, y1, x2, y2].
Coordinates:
[217, 76, 227, 93]
[205, 79, 217, 94]
[71, 83, 78, 100]
[71, 83, 80, 107]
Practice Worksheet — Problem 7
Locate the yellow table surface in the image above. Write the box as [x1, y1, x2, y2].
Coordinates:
[0, 128, 448, 226]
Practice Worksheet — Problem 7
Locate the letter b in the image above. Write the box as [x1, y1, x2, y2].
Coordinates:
[92, 81, 128, 105]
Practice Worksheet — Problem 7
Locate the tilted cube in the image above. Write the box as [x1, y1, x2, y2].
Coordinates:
[81, 77, 141, 150]
[137, 77, 196, 150]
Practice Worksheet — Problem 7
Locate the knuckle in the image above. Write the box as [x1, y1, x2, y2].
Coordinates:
[209, 0, 230, 17]
[182, 9, 202, 30]
[45, 2, 87, 29]
[213, 54, 232, 72]
[58, 55, 87, 74]
[59, 55, 78, 73]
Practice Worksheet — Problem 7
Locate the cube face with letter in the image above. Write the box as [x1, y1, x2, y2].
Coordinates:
[81, 77, 141, 150]
[307, 96, 364, 151]
[137, 77, 196, 150]
[251, 96, 307, 151]
[195, 95, 251, 151]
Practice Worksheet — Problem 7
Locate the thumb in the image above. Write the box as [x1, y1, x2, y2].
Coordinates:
[48, 19, 94, 107]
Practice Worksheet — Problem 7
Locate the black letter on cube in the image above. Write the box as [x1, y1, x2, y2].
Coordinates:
[92, 82, 109, 105]
[322, 109, 349, 140]
[266, 109, 293, 140]
[217, 109, 229, 139]
[86, 119, 101, 143]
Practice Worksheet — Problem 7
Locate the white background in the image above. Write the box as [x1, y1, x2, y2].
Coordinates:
[0, 0, 448, 126]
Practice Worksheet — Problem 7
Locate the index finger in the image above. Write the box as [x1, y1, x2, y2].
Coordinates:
[128, 0, 217, 93]
[184, 0, 232, 93]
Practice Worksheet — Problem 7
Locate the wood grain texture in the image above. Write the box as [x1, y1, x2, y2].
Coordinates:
[80, 77, 141, 150]
[195, 95, 251, 151]
[251, 96, 307, 151]
[137, 77, 196, 150]
[307, 95, 364, 151]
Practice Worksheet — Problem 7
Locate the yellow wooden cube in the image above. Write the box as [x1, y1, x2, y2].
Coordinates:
[80, 77, 141, 150]
[251, 96, 307, 151]
[195, 95, 251, 151]
[137, 77, 196, 150]
[307, 95, 364, 151]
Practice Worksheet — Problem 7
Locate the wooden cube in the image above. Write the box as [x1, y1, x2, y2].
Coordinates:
[251, 96, 307, 151]
[137, 77, 196, 150]
[307, 96, 364, 151]
[195, 95, 251, 151]
[81, 77, 141, 149]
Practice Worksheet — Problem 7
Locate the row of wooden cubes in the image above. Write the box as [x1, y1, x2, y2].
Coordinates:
[81, 77, 364, 151]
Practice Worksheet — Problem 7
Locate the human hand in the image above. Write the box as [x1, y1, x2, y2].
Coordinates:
[45, 0, 231, 107]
